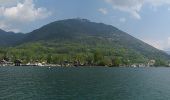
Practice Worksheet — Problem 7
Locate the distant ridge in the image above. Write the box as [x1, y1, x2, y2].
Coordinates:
[0, 29, 24, 46]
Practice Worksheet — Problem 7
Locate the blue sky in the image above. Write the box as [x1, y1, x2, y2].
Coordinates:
[0, 0, 170, 50]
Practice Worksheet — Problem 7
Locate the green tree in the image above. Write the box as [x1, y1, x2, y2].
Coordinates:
[94, 50, 103, 65]
[112, 57, 121, 66]
[47, 54, 52, 64]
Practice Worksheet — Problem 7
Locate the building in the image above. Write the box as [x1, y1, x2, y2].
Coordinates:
[14, 60, 22, 66]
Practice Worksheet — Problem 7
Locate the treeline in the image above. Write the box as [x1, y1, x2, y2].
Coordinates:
[0, 42, 168, 66]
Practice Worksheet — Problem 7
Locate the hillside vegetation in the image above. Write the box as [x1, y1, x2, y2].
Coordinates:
[0, 18, 169, 66]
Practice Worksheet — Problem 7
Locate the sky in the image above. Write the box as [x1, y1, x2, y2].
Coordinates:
[0, 0, 170, 50]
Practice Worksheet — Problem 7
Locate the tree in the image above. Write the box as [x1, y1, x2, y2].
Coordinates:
[112, 57, 121, 66]
[154, 59, 167, 67]
[98, 57, 112, 66]
[94, 50, 103, 65]
[47, 54, 52, 64]
[85, 53, 94, 65]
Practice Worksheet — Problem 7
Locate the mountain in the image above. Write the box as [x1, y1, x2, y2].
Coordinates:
[23, 19, 119, 42]
[20, 19, 170, 59]
[0, 29, 25, 46]
[0, 18, 169, 65]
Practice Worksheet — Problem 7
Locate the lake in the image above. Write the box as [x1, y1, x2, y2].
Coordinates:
[0, 66, 170, 100]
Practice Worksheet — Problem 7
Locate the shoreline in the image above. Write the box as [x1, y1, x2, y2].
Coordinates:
[0, 65, 167, 68]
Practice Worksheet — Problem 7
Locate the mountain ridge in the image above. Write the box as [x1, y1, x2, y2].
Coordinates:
[0, 18, 169, 65]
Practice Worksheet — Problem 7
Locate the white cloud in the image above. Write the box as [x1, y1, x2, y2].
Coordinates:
[142, 37, 170, 50]
[104, 0, 170, 19]
[98, 8, 108, 15]
[168, 37, 170, 45]
[147, 0, 170, 6]
[0, 0, 18, 3]
[0, 0, 51, 32]
[0, 22, 7, 29]
[142, 39, 164, 50]
[0, 0, 23, 6]
[0, 20, 20, 32]
[0, 0, 51, 22]
[104, 0, 143, 19]
[119, 17, 126, 22]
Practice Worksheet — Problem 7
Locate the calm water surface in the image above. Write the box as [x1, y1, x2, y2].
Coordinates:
[0, 66, 170, 100]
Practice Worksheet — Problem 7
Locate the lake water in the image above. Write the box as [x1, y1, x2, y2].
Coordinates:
[0, 66, 170, 100]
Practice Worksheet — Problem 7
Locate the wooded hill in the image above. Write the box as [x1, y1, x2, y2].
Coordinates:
[0, 18, 169, 66]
